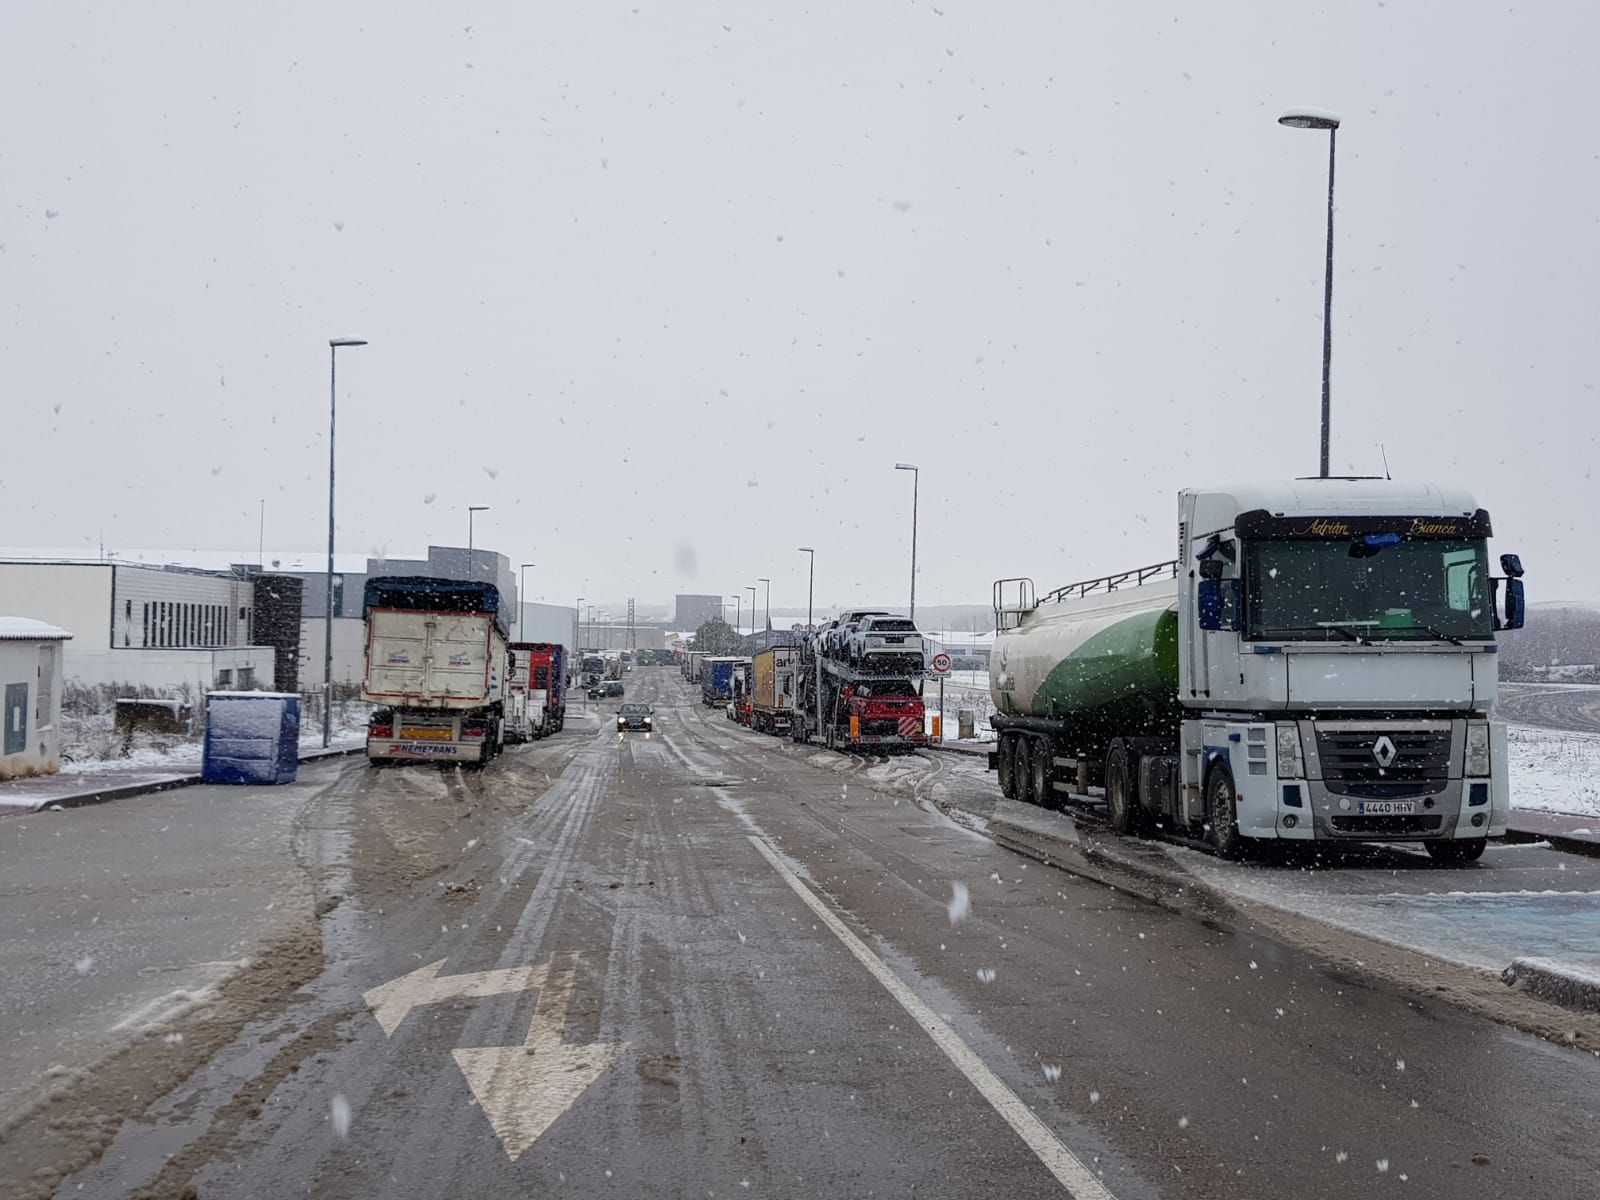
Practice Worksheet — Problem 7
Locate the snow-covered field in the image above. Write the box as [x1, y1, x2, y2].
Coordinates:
[1509, 724, 1600, 820]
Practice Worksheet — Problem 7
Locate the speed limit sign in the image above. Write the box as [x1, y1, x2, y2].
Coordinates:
[929, 651, 953, 675]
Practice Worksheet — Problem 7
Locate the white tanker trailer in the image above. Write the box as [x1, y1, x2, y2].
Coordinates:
[988, 480, 1527, 861]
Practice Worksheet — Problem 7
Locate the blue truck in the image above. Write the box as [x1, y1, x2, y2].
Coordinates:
[700, 656, 743, 707]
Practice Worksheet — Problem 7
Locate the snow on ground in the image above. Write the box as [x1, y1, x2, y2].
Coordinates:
[1509, 724, 1600, 820]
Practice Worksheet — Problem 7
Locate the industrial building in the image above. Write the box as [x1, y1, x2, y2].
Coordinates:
[0, 561, 294, 696]
[674, 594, 724, 630]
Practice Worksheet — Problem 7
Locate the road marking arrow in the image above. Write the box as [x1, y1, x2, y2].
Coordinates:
[451, 952, 627, 1160]
[363, 959, 544, 1037]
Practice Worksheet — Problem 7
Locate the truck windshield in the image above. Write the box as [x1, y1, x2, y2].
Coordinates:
[1245, 537, 1493, 642]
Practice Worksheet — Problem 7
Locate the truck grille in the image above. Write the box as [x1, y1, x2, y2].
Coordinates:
[1329, 814, 1444, 835]
[1316, 728, 1450, 796]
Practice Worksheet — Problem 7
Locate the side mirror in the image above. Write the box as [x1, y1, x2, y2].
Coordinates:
[1198, 558, 1226, 581]
[1503, 578, 1526, 631]
[1198, 579, 1243, 632]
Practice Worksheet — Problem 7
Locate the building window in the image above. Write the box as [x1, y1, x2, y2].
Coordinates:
[143, 602, 150, 647]
[238, 666, 255, 690]
[331, 575, 345, 618]
[216, 668, 233, 688]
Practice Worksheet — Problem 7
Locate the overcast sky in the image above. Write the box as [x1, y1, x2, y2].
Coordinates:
[4, 2, 1596, 615]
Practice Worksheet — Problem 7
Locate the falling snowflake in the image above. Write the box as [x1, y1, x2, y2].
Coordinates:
[330, 1094, 352, 1139]
[1042, 1065, 1062, 1083]
[947, 882, 970, 925]
[1376, 1159, 1390, 1173]
[1178, 1116, 1189, 1129]
[1335, 1151, 1349, 1164]
[1395, 1059, 1405, 1071]
[74, 956, 94, 975]
[976, 968, 996, 984]
[1089, 1090, 1101, 1104]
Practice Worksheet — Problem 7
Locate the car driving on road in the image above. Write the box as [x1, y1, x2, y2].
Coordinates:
[617, 702, 653, 732]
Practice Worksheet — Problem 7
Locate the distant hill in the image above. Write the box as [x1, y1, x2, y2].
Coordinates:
[1500, 602, 1600, 682]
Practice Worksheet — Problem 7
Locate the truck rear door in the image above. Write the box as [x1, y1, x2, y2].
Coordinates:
[366, 610, 493, 704]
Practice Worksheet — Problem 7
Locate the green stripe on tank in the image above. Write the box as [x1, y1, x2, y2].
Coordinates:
[1032, 608, 1180, 721]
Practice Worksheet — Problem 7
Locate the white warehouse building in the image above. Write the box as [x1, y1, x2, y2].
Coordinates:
[0, 562, 282, 696]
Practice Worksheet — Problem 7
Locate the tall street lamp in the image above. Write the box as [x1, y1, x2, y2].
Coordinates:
[746, 586, 757, 640]
[758, 577, 770, 635]
[1279, 108, 1341, 478]
[894, 463, 919, 621]
[797, 548, 815, 631]
[467, 505, 490, 579]
[519, 562, 535, 639]
[575, 596, 584, 657]
[324, 337, 367, 748]
[731, 594, 742, 639]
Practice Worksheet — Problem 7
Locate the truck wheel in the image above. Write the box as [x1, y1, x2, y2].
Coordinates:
[1016, 738, 1037, 805]
[997, 735, 1018, 799]
[1104, 741, 1138, 835]
[1031, 740, 1055, 810]
[1425, 838, 1487, 865]
[1205, 763, 1244, 859]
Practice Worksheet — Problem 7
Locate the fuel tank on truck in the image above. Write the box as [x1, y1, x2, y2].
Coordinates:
[990, 581, 1182, 739]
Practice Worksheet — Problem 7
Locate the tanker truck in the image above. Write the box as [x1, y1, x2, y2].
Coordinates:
[989, 480, 1527, 861]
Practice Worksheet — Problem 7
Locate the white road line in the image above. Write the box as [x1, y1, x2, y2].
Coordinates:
[746, 834, 1117, 1200]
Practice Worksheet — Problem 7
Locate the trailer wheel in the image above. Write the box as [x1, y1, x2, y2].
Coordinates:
[1104, 740, 1138, 835]
[1016, 738, 1037, 805]
[1031, 739, 1055, 810]
[1424, 838, 1487, 865]
[997, 734, 1018, 799]
[1204, 762, 1244, 859]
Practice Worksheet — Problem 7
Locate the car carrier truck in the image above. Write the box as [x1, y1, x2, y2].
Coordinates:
[988, 480, 1526, 861]
[362, 577, 511, 765]
[792, 611, 928, 752]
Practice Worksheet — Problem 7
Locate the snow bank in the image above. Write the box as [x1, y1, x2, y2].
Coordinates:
[1509, 724, 1600, 819]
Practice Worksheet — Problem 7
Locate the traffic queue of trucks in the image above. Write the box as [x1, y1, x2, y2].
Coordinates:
[986, 480, 1527, 861]
[361, 577, 574, 766]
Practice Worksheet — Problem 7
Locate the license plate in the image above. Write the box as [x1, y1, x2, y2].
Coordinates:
[399, 726, 453, 740]
[1357, 801, 1416, 815]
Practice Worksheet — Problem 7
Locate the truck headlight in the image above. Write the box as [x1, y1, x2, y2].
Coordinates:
[1465, 723, 1490, 777]
[1276, 724, 1304, 778]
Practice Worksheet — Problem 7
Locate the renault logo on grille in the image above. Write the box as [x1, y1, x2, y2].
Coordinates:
[1372, 735, 1398, 768]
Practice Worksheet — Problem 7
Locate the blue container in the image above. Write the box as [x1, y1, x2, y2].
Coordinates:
[202, 692, 301, 785]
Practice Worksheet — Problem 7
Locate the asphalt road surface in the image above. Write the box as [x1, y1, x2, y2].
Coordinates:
[1497, 682, 1600, 733]
[7, 668, 1600, 1199]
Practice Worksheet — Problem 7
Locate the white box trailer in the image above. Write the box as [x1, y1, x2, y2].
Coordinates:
[361, 577, 510, 766]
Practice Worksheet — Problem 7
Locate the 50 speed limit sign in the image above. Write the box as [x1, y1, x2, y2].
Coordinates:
[929, 651, 953, 675]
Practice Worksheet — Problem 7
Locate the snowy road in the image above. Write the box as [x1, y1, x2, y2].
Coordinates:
[4, 670, 1599, 1198]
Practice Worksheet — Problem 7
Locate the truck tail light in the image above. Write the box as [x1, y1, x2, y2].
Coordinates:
[462, 725, 485, 740]
[370, 724, 392, 738]
[1465, 723, 1490, 777]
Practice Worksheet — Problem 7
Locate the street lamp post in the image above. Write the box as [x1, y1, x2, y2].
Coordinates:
[324, 337, 367, 749]
[467, 506, 489, 579]
[894, 463, 919, 621]
[575, 597, 584, 658]
[758, 577, 770, 635]
[732, 594, 742, 640]
[746, 586, 757, 641]
[519, 563, 535, 639]
[1278, 108, 1341, 478]
[797, 548, 815, 631]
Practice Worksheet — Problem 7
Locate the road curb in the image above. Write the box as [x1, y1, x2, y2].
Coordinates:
[1502, 826, 1600, 859]
[3, 746, 367, 816]
[1502, 957, 1600, 1013]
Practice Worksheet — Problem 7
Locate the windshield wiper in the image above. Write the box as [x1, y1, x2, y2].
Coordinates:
[1271, 625, 1372, 645]
[1409, 624, 1466, 646]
